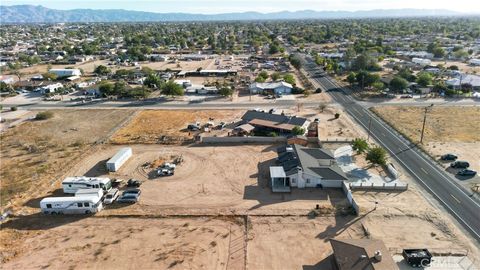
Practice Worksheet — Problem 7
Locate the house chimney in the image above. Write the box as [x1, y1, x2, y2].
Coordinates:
[374, 250, 382, 262]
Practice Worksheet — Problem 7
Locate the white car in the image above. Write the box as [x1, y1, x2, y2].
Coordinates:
[157, 168, 174, 176]
[161, 163, 176, 170]
[103, 188, 119, 204]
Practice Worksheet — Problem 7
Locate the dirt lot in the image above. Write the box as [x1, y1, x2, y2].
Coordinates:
[296, 106, 368, 141]
[372, 106, 480, 166]
[1, 216, 245, 270]
[63, 144, 345, 216]
[110, 110, 244, 144]
[0, 109, 134, 210]
[13, 60, 111, 77]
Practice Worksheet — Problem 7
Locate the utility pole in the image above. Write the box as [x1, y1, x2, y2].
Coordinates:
[420, 104, 434, 144]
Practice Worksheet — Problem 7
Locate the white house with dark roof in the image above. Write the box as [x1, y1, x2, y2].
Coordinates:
[270, 144, 348, 192]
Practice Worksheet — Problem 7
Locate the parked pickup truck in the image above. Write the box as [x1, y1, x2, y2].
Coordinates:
[402, 249, 432, 268]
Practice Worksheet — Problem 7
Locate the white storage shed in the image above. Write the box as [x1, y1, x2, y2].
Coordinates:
[106, 147, 132, 172]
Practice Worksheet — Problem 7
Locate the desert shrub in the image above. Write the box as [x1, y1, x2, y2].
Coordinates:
[35, 111, 54, 120]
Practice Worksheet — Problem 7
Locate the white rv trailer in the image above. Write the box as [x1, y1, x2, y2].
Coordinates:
[106, 147, 132, 172]
[62, 176, 112, 194]
[40, 196, 103, 215]
[75, 188, 104, 198]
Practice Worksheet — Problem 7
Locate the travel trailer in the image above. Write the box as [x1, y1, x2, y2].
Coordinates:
[62, 176, 112, 194]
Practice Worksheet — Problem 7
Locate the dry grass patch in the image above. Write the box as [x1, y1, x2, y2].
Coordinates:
[110, 110, 243, 144]
[0, 109, 133, 209]
[372, 106, 480, 143]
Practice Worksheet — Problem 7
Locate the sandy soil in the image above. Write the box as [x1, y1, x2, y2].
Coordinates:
[12, 60, 110, 77]
[62, 144, 345, 216]
[372, 106, 480, 143]
[1, 217, 245, 270]
[430, 60, 480, 74]
[295, 107, 368, 141]
[110, 110, 244, 144]
[0, 109, 134, 209]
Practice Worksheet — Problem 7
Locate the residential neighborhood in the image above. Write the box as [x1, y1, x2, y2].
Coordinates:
[0, 3, 480, 270]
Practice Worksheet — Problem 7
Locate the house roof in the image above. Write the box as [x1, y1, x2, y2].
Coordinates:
[446, 74, 480, 87]
[284, 144, 348, 180]
[235, 123, 255, 132]
[249, 81, 293, 90]
[270, 166, 286, 178]
[242, 110, 308, 128]
[248, 118, 297, 131]
[330, 238, 399, 270]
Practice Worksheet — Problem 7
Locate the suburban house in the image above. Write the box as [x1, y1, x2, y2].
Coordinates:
[270, 144, 348, 192]
[446, 74, 480, 89]
[249, 81, 293, 95]
[241, 110, 309, 136]
[35, 82, 64, 94]
[329, 238, 399, 270]
[48, 68, 82, 78]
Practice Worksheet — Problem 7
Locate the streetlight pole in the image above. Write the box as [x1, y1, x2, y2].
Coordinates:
[420, 104, 434, 144]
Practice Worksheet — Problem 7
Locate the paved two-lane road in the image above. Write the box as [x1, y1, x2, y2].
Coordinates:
[303, 61, 480, 242]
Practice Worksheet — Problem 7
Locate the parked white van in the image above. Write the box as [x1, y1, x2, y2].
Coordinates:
[62, 176, 112, 194]
[40, 196, 103, 215]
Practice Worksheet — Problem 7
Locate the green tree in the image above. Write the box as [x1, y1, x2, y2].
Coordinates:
[161, 80, 184, 96]
[0, 82, 14, 93]
[218, 86, 234, 97]
[289, 55, 302, 69]
[42, 72, 57, 81]
[255, 76, 266, 83]
[416, 72, 433, 87]
[372, 81, 384, 91]
[94, 65, 111, 75]
[98, 82, 115, 96]
[347, 72, 356, 86]
[258, 71, 269, 80]
[351, 138, 369, 154]
[143, 73, 161, 88]
[269, 43, 280, 54]
[432, 47, 445, 58]
[271, 72, 281, 81]
[113, 81, 127, 95]
[283, 74, 296, 85]
[366, 146, 387, 166]
[390, 76, 408, 92]
[291, 126, 305, 136]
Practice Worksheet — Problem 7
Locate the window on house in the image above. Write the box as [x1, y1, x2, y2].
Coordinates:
[306, 179, 310, 184]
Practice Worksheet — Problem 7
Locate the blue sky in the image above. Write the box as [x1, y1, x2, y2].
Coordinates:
[2, 0, 479, 13]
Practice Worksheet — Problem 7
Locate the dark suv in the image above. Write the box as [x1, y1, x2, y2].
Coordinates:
[450, 161, 470, 169]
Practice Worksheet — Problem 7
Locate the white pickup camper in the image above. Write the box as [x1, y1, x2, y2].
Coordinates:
[62, 176, 112, 194]
[40, 196, 103, 215]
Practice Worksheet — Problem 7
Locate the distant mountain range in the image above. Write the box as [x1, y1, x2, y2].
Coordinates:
[0, 5, 471, 23]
